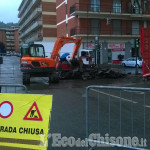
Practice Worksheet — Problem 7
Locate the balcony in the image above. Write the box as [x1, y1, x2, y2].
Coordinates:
[6, 36, 14, 39]
[6, 38, 14, 42]
[70, 27, 140, 38]
[6, 32, 10, 34]
[18, 0, 29, 17]
[25, 34, 43, 43]
[20, 20, 42, 39]
[6, 32, 14, 35]
[6, 45, 14, 49]
[6, 46, 11, 49]
[18, 0, 40, 24]
[19, 7, 42, 31]
[6, 43, 11, 46]
[9, 43, 15, 46]
[70, 3, 150, 21]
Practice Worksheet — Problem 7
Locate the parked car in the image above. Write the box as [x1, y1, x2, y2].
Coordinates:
[121, 57, 142, 67]
[16, 52, 21, 57]
[6, 51, 11, 56]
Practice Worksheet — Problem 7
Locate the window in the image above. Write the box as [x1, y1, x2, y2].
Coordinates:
[91, 0, 100, 12]
[113, 20, 121, 35]
[21, 47, 29, 56]
[138, 57, 142, 61]
[131, 58, 136, 61]
[81, 51, 89, 57]
[89, 51, 94, 57]
[132, 21, 139, 35]
[113, 0, 121, 13]
[30, 46, 45, 57]
[144, 1, 147, 11]
[91, 19, 100, 35]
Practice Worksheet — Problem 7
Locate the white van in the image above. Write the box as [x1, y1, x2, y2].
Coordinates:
[78, 49, 95, 65]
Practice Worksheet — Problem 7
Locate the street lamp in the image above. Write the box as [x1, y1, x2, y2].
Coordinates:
[135, 38, 140, 74]
[94, 36, 100, 65]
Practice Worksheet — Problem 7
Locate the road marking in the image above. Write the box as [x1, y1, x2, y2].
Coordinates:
[123, 90, 144, 94]
[88, 139, 148, 150]
[90, 89, 150, 109]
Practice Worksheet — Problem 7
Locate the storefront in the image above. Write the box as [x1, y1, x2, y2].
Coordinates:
[108, 43, 125, 64]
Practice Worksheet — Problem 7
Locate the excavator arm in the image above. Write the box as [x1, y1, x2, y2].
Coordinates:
[71, 38, 82, 60]
[50, 37, 82, 62]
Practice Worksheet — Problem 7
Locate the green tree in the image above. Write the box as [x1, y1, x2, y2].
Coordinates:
[0, 42, 5, 50]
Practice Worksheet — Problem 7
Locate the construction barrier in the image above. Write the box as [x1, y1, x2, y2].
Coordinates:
[0, 84, 27, 93]
[0, 84, 53, 150]
[85, 86, 150, 150]
[0, 56, 22, 88]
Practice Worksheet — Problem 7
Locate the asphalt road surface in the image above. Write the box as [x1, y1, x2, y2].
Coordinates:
[1, 56, 150, 150]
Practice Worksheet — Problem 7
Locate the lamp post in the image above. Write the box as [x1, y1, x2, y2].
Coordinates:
[94, 36, 100, 66]
[135, 38, 140, 74]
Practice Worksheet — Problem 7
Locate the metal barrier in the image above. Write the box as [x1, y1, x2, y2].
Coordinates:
[0, 56, 27, 93]
[0, 59, 20, 75]
[85, 86, 150, 150]
[0, 55, 22, 85]
[0, 84, 27, 93]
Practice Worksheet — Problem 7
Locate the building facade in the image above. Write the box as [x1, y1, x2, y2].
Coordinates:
[56, 0, 150, 64]
[0, 28, 19, 52]
[18, 0, 57, 44]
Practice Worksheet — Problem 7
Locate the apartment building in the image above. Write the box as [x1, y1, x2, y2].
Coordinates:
[56, 0, 150, 64]
[0, 28, 19, 52]
[18, 0, 57, 44]
[0, 29, 6, 50]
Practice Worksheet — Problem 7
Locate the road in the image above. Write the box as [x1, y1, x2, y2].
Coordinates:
[1, 56, 150, 150]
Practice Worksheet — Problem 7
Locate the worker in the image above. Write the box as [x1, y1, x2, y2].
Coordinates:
[78, 57, 83, 71]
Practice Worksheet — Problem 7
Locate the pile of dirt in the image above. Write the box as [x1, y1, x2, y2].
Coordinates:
[59, 67, 126, 80]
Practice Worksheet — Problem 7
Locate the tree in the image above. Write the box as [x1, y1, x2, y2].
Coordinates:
[0, 21, 18, 29]
[0, 42, 5, 50]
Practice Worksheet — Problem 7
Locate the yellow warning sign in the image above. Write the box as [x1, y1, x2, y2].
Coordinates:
[0, 93, 53, 150]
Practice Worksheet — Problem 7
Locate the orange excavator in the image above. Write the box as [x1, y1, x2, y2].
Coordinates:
[20, 37, 82, 84]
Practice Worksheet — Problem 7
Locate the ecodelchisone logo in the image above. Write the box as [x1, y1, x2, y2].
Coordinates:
[0, 101, 13, 119]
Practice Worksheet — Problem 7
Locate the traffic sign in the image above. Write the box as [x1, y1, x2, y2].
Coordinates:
[0, 93, 53, 150]
[24, 102, 43, 121]
[0, 101, 13, 119]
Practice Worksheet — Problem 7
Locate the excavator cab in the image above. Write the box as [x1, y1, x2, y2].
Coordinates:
[21, 43, 30, 57]
[21, 44, 45, 58]
[29, 44, 45, 57]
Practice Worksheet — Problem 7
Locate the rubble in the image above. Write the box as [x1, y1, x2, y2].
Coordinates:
[59, 67, 126, 80]
[96, 68, 125, 79]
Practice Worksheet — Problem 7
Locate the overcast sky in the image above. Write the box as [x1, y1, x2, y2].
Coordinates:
[0, 0, 22, 23]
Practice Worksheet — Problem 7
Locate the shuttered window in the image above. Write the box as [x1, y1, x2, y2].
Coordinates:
[113, 20, 121, 35]
[91, 19, 100, 35]
[91, 0, 100, 12]
[113, 0, 121, 13]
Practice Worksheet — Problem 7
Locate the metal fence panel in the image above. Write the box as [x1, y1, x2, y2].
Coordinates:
[0, 55, 22, 85]
[85, 86, 150, 150]
[0, 84, 27, 93]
